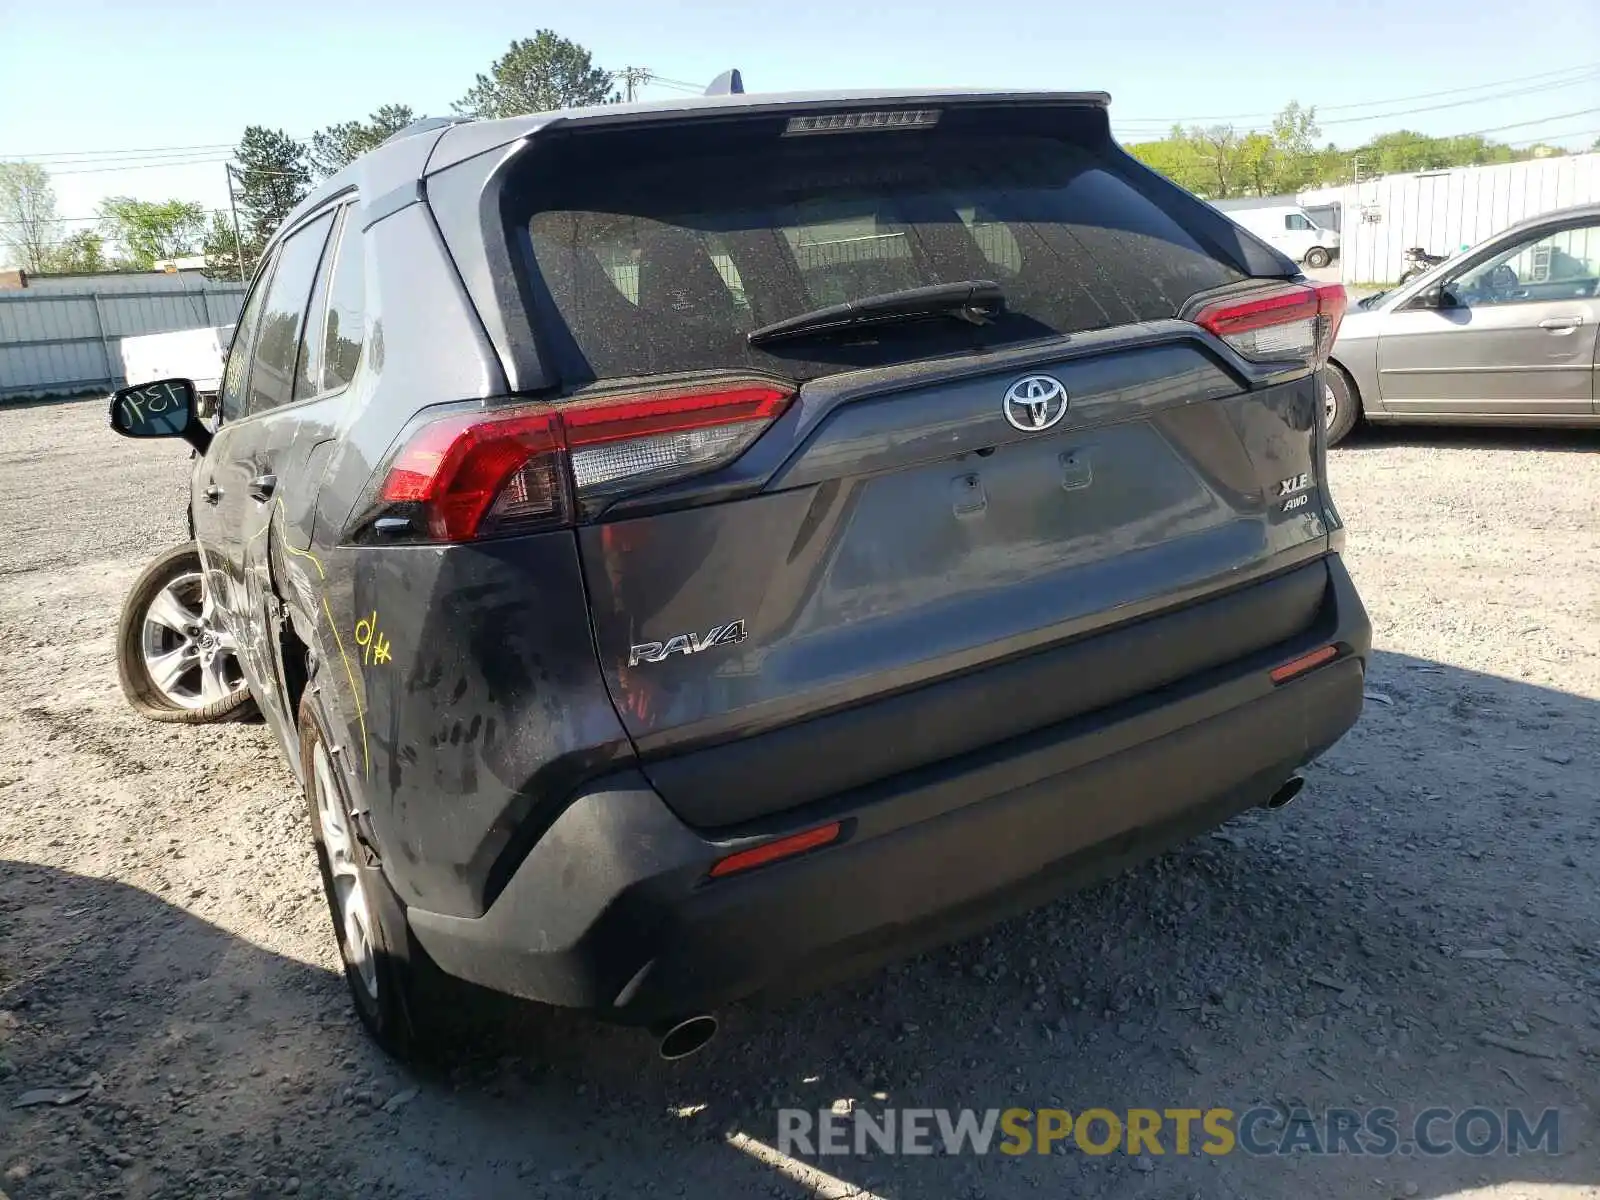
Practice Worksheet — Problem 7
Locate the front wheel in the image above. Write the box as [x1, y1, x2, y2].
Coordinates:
[1399, 268, 1420, 284]
[1304, 246, 1332, 269]
[116, 543, 255, 723]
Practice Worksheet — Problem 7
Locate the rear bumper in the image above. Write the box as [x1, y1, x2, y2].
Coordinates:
[408, 554, 1369, 1026]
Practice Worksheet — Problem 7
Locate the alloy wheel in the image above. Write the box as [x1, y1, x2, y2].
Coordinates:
[312, 742, 379, 1003]
[138, 571, 246, 710]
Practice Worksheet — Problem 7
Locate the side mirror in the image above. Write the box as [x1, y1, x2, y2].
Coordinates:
[108, 379, 210, 454]
[1408, 282, 1457, 311]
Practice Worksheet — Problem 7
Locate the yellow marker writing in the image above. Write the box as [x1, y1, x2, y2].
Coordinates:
[354, 610, 392, 666]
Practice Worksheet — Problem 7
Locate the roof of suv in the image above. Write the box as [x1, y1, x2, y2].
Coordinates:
[274, 88, 1113, 247]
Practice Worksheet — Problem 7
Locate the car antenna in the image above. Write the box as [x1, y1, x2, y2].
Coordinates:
[705, 69, 744, 96]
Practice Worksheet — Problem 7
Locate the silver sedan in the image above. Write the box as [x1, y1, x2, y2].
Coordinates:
[1325, 202, 1600, 445]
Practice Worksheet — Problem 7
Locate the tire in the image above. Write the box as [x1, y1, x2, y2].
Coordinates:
[1322, 363, 1360, 447]
[116, 543, 256, 724]
[1304, 246, 1332, 269]
[299, 687, 463, 1060]
[1398, 269, 1420, 284]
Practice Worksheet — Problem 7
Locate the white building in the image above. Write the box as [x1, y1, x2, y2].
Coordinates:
[1298, 153, 1600, 283]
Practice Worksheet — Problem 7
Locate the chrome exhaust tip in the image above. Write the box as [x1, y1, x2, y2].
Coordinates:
[1264, 775, 1306, 811]
[656, 1014, 718, 1061]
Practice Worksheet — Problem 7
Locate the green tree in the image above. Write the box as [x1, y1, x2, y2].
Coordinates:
[0, 162, 63, 273]
[200, 210, 245, 282]
[1189, 125, 1249, 198]
[1236, 132, 1278, 196]
[309, 103, 416, 176]
[98, 197, 206, 268]
[1127, 125, 1212, 195]
[1356, 130, 1449, 174]
[215, 126, 311, 279]
[453, 31, 617, 119]
[44, 230, 107, 273]
[1268, 102, 1322, 192]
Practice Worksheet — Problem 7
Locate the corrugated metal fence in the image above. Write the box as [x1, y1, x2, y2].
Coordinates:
[0, 272, 244, 400]
[1298, 153, 1600, 284]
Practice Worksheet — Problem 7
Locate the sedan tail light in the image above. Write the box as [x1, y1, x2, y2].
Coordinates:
[353, 378, 794, 543]
[1193, 281, 1347, 368]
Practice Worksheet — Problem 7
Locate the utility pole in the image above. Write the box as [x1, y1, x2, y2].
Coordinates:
[223, 164, 247, 286]
[619, 66, 652, 103]
[1347, 155, 1365, 286]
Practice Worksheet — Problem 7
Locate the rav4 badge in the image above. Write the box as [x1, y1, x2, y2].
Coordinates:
[629, 619, 749, 666]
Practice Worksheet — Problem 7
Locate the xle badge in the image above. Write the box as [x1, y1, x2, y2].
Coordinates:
[1278, 472, 1312, 512]
[629, 619, 748, 666]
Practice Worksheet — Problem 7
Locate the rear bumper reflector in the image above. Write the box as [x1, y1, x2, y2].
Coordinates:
[708, 822, 843, 879]
[1270, 644, 1339, 684]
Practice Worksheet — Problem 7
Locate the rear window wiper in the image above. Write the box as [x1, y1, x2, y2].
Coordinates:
[747, 280, 1004, 346]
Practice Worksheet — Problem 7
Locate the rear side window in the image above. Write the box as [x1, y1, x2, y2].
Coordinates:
[321, 216, 367, 391]
[291, 207, 366, 401]
[520, 130, 1244, 386]
[246, 210, 334, 416]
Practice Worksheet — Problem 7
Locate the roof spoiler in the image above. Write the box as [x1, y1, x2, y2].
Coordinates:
[383, 116, 470, 145]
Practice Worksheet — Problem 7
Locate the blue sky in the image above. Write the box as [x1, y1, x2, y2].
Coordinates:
[2, 0, 1597, 229]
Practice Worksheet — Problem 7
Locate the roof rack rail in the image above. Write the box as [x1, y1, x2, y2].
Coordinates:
[704, 69, 744, 96]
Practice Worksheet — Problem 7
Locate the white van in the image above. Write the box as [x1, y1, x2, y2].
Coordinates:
[1217, 204, 1340, 269]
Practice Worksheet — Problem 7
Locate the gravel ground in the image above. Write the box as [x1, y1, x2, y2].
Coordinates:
[1, 398, 1597, 1200]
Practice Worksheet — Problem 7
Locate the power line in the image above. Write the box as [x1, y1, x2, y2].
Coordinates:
[1117, 108, 1600, 153]
[646, 75, 710, 94]
[1316, 80, 1600, 127]
[1506, 127, 1600, 146]
[1114, 71, 1600, 136]
[1452, 107, 1600, 137]
[0, 141, 235, 162]
[46, 156, 230, 176]
[1113, 62, 1598, 128]
[19, 147, 238, 169]
[1119, 104, 1600, 148]
[0, 208, 230, 228]
[1290, 63, 1598, 115]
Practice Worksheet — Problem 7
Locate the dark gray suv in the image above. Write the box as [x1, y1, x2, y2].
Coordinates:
[110, 87, 1369, 1060]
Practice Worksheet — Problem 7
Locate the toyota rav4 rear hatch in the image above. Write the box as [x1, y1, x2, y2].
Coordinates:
[457, 98, 1346, 828]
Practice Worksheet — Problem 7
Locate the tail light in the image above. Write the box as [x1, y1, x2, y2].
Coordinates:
[1193, 281, 1347, 368]
[354, 378, 793, 543]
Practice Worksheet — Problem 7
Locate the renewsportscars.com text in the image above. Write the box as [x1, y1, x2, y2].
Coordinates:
[777, 1106, 1561, 1158]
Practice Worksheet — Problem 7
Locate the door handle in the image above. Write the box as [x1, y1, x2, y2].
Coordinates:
[203, 482, 223, 505]
[1538, 316, 1583, 330]
[248, 473, 278, 502]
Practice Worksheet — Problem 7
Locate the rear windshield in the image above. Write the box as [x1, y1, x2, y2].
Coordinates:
[520, 128, 1245, 386]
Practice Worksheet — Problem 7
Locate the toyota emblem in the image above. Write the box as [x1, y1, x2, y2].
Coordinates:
[1003, 375, 1069, 432]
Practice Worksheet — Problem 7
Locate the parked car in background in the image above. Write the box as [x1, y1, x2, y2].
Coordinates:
[119, 324, 234, 408]
[108, 87, 1369, 1061]
[1324, 203, 1600, 444]
[1215, 203, 1341, 269]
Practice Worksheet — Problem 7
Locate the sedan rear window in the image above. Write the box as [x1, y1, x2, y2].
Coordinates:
[520, 130, 1245, 386]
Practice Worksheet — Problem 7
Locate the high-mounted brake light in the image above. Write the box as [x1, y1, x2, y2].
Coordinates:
[784, 109, 941, 136]
[1193, 281, 1347, 368]
[358, 379, 794, 543]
